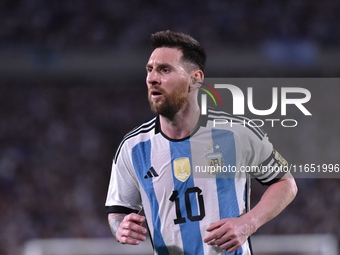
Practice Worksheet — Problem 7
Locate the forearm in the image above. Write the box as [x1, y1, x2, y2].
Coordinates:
[203, 175, 297, 253]
[108, 213, 126, 240]
[108, 212, 147, 245]
[245, 172, 298, 233]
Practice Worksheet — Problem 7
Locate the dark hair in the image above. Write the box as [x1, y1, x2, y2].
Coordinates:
[150, 30, 206, 73]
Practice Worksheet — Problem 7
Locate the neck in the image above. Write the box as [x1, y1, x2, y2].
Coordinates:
[159, 103, 200, 140]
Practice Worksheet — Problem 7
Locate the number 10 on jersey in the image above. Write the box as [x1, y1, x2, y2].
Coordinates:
[169, 187, 206, 224]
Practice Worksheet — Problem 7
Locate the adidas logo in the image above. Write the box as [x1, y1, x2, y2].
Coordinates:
[144, 167, 159, 179]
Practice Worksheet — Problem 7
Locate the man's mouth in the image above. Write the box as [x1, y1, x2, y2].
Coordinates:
[150, 90, 163, 99]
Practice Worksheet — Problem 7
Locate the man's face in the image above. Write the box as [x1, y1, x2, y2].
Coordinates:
[146, 47, 191, 119]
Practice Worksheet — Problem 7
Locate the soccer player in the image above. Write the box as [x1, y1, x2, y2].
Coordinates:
[105, 30, 297, 255]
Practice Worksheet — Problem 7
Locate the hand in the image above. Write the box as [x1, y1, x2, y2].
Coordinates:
[116, 213, 147, 245]
[203, 216, 255, 253]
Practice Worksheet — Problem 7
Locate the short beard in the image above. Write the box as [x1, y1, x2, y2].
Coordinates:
[149, 90, 187, 120]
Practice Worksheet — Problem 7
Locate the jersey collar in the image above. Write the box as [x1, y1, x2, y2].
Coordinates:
[154, 113, 208, 142]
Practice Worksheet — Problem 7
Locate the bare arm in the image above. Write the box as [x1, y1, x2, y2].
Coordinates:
[108, 213, 126, 240]
[108, 213, 147, 245]
[204, 172, 297, 253]
[246, 172, 297, 230]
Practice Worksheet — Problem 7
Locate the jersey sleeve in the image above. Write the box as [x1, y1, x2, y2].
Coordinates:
[240, 128, 288, 186]
[105, 143, 142, 214]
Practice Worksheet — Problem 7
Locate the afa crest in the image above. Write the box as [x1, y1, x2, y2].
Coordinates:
[173, 157, 191, 182]
[206, 152, 223, 175]
[207, 153, 222, 167]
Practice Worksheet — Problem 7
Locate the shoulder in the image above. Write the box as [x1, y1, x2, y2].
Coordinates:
[114, 116, 159, 163]
[205, 108, 267, 141]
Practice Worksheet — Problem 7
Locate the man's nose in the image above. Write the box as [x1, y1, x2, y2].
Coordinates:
[147, 70, 160, 86]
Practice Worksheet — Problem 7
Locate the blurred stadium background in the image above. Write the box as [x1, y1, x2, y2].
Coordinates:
[0, 0, 339, 254]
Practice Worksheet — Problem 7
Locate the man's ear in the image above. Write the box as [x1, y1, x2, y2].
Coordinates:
[189, 70, 204, 92]
[191, 77, 198, 85]
[190, 70, 204, 87]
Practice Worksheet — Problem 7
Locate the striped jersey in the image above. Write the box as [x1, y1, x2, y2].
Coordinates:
[105, 109, 287, 255]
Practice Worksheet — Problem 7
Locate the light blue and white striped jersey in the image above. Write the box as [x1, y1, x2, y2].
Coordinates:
[106, 109, 287, 255]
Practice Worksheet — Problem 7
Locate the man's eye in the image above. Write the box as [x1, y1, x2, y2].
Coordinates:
[162, 68, 170, 73]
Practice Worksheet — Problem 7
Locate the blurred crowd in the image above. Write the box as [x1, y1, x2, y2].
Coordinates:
[0, 0, 340, 51]
[0, 84, 151, 254]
